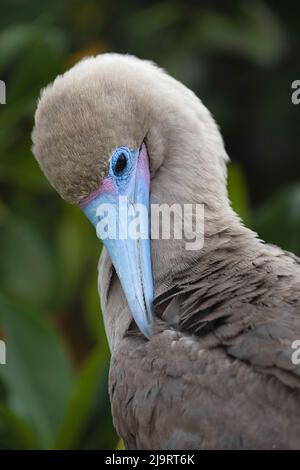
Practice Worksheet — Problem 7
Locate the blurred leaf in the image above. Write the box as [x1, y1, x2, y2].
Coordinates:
[0, 24, 66, 108]
[254, 185, 300, 255]
[0, 293, 74, 448]
[0, 402, 37, 449]
[227, 162, 252, 227]
[0, 147, 51, 192]
[116, 438, 125, 450]
[124, 1, 181, 37]
[8, 27, 66, 100]
[193, 0, 286, 65]
[83, 269, 109, 352]
[55, 204, 100, 308]
[55, 345, 106, 449]
[0, 94, 34, 137]
[0, 215, 56, 308]
[0, 24, 38, 70]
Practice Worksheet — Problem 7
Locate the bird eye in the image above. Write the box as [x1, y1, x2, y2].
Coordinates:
[113, 153, 127, 175]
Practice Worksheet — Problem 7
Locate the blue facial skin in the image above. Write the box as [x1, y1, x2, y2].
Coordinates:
[82, 145, 154, 339]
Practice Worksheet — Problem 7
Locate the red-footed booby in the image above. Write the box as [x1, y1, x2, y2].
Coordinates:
[32, 54, 300, 450]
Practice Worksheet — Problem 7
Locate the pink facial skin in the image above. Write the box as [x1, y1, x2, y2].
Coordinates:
[79, 177, 115, 209]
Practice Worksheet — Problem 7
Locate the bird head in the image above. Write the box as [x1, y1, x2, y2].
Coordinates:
[32, 53, 230, 348]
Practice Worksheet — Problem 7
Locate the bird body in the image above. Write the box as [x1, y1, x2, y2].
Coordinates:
[101, 226, 300, 449]
[32, 54, 300, 449]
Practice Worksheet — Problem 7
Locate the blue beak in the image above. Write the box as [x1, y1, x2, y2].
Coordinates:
[80, 144, 153, 338]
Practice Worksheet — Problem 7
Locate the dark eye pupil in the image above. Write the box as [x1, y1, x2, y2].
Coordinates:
[114, 153, 127, 174]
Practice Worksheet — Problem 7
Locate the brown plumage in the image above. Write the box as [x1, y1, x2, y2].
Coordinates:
[108, 244, 300, 449]
[32, 53, 300, 449]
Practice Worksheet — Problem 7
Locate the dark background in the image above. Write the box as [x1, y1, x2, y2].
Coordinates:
[0, 0, 299, 449]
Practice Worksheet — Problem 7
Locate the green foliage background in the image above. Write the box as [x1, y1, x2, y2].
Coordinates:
[0, 0, 299, 449]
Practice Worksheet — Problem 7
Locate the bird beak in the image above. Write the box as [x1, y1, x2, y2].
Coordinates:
[80, 143, 153, 338]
